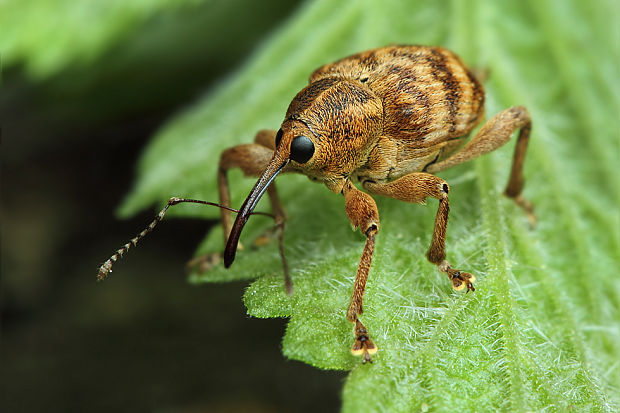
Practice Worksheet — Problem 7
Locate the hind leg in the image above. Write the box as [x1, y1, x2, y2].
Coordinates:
[426, 106, 534, 225]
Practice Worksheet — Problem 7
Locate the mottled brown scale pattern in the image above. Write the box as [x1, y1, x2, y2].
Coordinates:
[100, 45, 533, 364]
[286, 78, 380, 141]
[310, 46, 484, 153]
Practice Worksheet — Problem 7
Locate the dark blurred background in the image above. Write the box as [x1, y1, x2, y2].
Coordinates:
[1, 1, 345, 411]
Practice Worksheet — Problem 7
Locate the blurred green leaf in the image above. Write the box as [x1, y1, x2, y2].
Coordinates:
[120, 0, 619, 411]
[1, 0, 202, 77]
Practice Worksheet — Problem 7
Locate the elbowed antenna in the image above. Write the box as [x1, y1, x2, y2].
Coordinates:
[224, 157, 289, 267]
[97, 197, 275, 280]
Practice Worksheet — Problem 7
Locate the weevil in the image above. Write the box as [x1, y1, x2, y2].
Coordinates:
[99, 45, 533, 363]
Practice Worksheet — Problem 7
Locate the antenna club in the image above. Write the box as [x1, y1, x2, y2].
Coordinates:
[97, 260, 113, 281]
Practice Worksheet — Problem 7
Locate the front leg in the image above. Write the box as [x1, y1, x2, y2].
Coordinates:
[192, 130, 292, 293]
[342, 180, 380, 362]
[364, 173, 476, 292]
[218, 130, 285, 242]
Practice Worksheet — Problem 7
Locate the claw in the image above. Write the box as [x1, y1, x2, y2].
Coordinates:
[351, 319, 377, 363]
[448, 269, 476, 292]
[510, 194, 537, 228]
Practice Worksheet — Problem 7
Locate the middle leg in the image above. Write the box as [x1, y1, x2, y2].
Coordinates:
[363, 173, 476, 292]
[426, 106, 534, 225]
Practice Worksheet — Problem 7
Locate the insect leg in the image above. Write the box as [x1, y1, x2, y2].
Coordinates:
[426, 191, 476, 292]
[504, 115, 533, 221]
[218, 140, 273, 242]
[342, 180, 380, 362]
[426, 106, 534, 225]
[364, 173, 475, 292]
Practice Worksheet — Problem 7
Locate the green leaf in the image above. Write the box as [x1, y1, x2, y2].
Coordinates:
[1, 0, 192, 77]
[120, 0, 620, 411]
[0, 0, 292, 81]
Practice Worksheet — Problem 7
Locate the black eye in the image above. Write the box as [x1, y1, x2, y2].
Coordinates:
[289, 135, 314, 164]
[275, 129, 283, 147]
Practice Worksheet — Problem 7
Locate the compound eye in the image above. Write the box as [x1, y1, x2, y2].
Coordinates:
[275, 129, 283, 147]
[289, 135, 314, 164]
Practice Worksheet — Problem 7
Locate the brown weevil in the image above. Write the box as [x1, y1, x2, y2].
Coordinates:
[99, 45, 533, 363]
